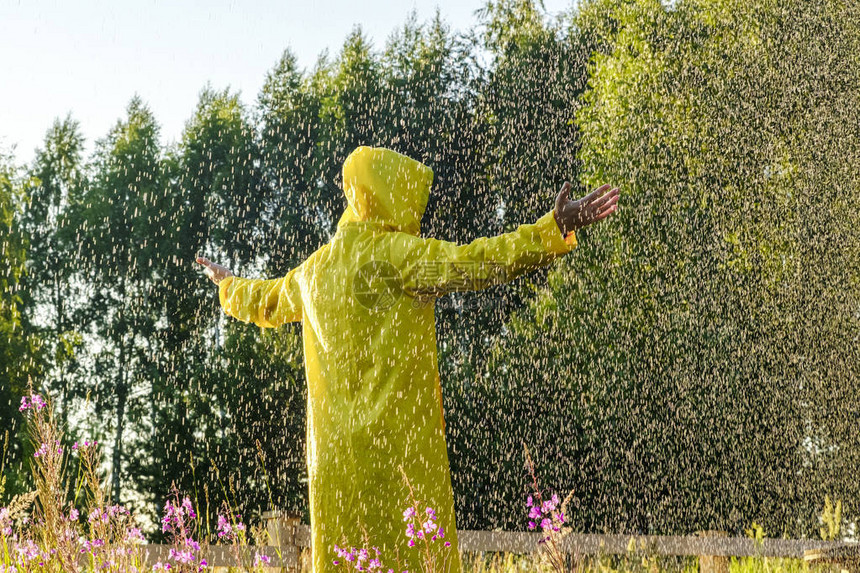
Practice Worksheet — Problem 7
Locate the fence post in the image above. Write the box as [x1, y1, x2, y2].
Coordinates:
[263, 510, 302, 572]
[697, 531, 729, 573]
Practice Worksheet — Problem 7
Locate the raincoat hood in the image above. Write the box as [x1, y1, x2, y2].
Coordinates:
[336, 146, 434, 236]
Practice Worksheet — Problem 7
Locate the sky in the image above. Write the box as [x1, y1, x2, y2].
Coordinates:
[1, 0, 574, 168]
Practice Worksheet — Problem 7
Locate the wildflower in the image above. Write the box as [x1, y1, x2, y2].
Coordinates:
[152, 562, 171, 570]
[31, 394, 46, 410]
[68, 507, 79, 523]
[33, 442, 49, 458]
[254, 552, 271, 566]
[169, 547, 195, 564]
[19, 396, 30, 411]
[185, 537, 201, 552]
[402, 507, 416, 521]
[180, 497, 197, 519]
[108, 504, 130, 518]
[216, 514, 233, 538]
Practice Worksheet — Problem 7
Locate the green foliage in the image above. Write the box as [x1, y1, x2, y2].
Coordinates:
[482, 0, 860, 535]
[0, 147, 40, 498]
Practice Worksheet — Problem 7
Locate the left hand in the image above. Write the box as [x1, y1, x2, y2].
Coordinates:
[196, 256, 233, 285]
[553, 182, 620, 236]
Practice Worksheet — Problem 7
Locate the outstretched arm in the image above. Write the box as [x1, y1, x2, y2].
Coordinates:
[196, 256, 303, 327]
[391, 182, 619, 297]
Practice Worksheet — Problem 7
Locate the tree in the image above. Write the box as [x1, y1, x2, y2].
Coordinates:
[480, 0, 860, 535]
[70, 95, 170, 505]
[0, 146, 41, 499]
[19, 115, 88, 433]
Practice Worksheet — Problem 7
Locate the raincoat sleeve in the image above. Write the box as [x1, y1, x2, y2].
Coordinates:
[393, 210, 577, 297]
[217, 265, 303, 327]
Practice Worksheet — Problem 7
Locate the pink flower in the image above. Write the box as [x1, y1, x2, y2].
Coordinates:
[216, 514, 233, 538]
[180, 497, 196, 520]
[254, 553, 271, 566]
[31, 394, 46, 410]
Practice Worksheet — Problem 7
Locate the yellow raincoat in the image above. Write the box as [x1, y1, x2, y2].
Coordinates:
[218, 146, 576, 572]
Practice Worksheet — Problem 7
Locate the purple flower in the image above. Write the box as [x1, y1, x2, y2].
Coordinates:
[127, 527, 146, 544]
[402, 507, 416, 521]
[180, 497, 196, 520]
[33, 443, 49, 458]
[19, 396, 30, 411]
[254, 553, 271, 566]
[216, 514, 233, 538]
[185, 537, 201, 552]
[169, 547, 194, 564]
[526, 495, 534, 507]
[528, 506, 542, 520]
[31, 394, 46, 410]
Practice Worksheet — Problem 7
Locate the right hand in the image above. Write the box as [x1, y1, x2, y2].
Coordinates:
[553, 182, 620, 236]
[196, 256, 233, 285]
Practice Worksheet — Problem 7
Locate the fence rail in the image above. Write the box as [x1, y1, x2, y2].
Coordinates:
[13, 522, 851, 571]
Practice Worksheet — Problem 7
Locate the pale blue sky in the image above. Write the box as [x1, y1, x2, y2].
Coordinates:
[1, 0, 573, 168]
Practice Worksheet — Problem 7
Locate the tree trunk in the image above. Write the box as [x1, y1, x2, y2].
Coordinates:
[111, 331, 128, 504]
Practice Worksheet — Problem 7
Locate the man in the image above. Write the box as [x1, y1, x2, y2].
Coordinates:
[197, 145, 619, 571]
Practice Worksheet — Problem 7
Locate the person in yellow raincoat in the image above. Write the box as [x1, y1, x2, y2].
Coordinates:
[197, 145, 619, 572]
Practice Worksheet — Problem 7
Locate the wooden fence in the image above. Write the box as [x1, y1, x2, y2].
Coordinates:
[22, 511, 852, 571]
[131, 512, 854, 571]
